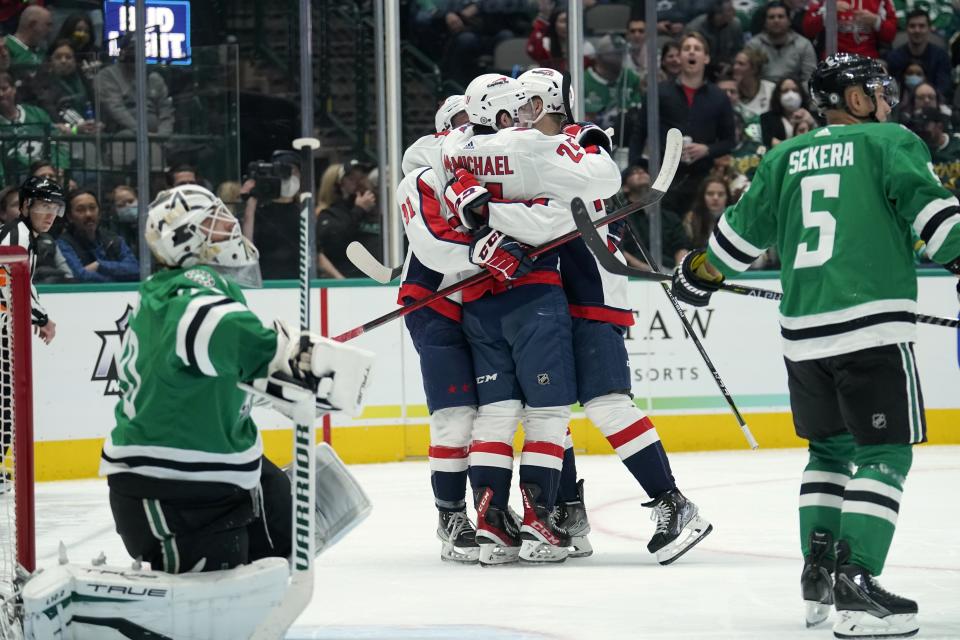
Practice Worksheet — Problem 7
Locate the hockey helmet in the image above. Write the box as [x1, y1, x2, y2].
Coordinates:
[517, 68, 574, 126]
[434, 94, 468, 133]
[809, 53, 898, 115]
[463, 74, 533, 131]
[146, 185, 261, 284]
[19, 176, 65, 219]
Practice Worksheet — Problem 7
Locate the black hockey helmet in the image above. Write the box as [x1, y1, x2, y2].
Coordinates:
[19, 176, 66, 219]
[809, 53, 898, 116]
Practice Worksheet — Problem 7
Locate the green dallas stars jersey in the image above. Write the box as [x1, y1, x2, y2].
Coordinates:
[707, 123, 960, 362]
[99, 266, 282, 489]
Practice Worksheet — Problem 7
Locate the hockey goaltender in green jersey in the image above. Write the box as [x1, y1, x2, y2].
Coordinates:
[14, 185, 374, 640]
[671, 54, 960, 639]
[101, 264, 277, 489]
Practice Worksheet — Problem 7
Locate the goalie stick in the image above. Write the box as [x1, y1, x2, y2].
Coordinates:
[250, 136, 321, 639]
[333, 128, 685, 342]
[346, 241, 402, 283]
[574, 207, 960, 330]
[574, 199, 758, 450]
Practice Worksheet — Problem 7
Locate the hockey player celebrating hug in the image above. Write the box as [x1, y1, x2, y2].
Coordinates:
[19, 185, 374, 639]
[673, 54, 960, 638]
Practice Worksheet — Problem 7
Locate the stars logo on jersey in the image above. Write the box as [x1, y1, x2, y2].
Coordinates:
[184, 268, 216, 288]
[92, 305, 133, 395]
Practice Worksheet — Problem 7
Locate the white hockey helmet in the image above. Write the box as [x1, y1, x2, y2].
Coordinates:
[463, 73, 533, 130]
[517, 68, 573, 126]
[434, 94, 467, 133]
[146, 185, 261, 282]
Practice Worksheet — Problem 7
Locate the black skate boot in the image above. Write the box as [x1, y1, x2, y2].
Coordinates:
[832, 540, 918, 639]
[518, 483, 568, 564]
[437, 510, 480, 564]
[801, 529, 836, 627]
[553, 479, 592, 558]
[642, 489, 712, 565]
[473, 487, 520, 566]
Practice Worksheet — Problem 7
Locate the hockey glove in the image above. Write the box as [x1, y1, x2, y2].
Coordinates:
[562, 122, 614, 154]
[252, 322, 374, 418]
[469, 228, 534, 282]
[671, 249, 724, 307]
[444, 168, 490, 229]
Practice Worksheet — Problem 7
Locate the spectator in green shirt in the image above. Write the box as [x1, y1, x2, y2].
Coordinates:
[583, 34, 642, 146]
[0, 71, 70, 181]
[5, 5, 52, 76]
[910, 107, 960, 192]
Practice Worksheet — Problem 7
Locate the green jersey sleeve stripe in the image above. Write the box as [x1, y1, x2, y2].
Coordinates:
[175, 295, 230, 372]
[912, 196, 958, 236]
[925, 214, 960, 260]
[709, 218, 761, 273]
[190, 300, 249, 376]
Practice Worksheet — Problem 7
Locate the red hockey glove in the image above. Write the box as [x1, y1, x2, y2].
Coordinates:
[562, 122, 613, 154]
[469, 228, 534, 282]
[444, 168, 490, 229]
[671, 249, 724, 307]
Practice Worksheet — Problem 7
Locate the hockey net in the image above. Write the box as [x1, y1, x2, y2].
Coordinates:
[0, 246, 34, 635]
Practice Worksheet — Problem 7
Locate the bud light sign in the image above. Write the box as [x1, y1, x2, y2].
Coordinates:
[103, 0, 191, 65]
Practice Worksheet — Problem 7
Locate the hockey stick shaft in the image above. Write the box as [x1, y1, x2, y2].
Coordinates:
[717, 282, 958, 328]
[251, 138, 320, 640]
[346, 241, 402, 283]
[621, 217, 758, 449]
[332, 130, 685, 342]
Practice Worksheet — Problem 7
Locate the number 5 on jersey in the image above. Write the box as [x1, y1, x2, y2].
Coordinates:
[795, 174, 839, 269]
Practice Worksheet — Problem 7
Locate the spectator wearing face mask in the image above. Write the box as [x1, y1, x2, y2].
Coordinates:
[109, 184, 139, 254]
[57, 189, 138, 282]
[895, 80, 952, 125]
[884, 10, 951, 98]
[54, 14, 99, 65]
[759, 76, 818, 147]
[315, 159, 380, 279]
[240, 150, 304, 280]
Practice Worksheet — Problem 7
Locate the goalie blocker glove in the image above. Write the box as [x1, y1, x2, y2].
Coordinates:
[672, 249, 724, 307]
[469, 228, 534, 282]
[444, 168, 490, 229]
[253, 320, 374, 418]
[562, 122, 614, 154]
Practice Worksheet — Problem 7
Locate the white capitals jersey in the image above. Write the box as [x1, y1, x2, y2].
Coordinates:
[396, 166, 570, 319]
[439, 126, 635, 325]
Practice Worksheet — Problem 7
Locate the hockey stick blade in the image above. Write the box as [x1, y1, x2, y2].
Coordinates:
[346, 242, 402, 283]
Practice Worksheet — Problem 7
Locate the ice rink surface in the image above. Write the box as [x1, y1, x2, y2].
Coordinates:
[32, 446, 960, 640]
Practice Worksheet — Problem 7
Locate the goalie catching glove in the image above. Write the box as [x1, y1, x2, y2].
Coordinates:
[671, 249, 724, 307]
[252, 320, 374, 418]
[562, 122, 614, 154]
[469, 228, 534, 282]
[444, 168, 490, 229]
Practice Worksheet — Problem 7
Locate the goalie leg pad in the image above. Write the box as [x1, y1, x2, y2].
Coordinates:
[23, 558, 290, 640]
[284, 443, 372, 556]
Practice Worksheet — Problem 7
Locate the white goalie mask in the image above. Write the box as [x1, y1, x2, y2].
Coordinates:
[518, 68, 572, 127]
[435, 94, 467, 133]
[146, 185, 262, 286]
[464, 73, 534, 130]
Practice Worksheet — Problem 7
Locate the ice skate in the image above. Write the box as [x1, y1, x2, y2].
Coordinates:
[832, 542, 918, 639]
[473, 488, 520, 566]
[643, 489, 712, 565]
[553, 479, 592, 558]
[518, 483, 568, 564]
[801, 529, 836, 628]
[436, 510, 480, 564]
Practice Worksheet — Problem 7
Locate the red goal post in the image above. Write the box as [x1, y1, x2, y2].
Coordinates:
[0, 245, 35, 598]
